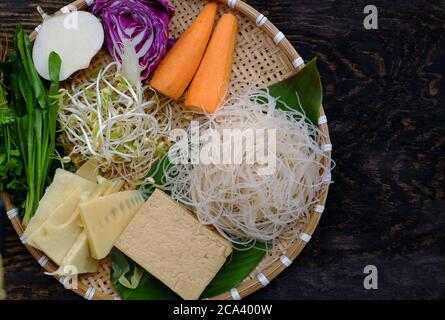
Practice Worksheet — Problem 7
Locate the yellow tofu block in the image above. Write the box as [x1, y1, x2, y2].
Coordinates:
[54, 232, 98, 276]
[80, 191, 145, 260]
[24, 169, 97, 239]
[115, 189, 233, 300]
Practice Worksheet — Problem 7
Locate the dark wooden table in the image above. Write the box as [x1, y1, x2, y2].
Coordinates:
[1, 0, 444, 300]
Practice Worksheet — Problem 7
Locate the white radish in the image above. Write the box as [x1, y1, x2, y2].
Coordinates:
[32, 11, 104, 81]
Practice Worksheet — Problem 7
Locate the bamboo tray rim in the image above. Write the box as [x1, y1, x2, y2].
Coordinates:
[3, 0, 332, 301]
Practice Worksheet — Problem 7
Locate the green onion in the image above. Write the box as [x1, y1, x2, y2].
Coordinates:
[6, 26, 62, 226]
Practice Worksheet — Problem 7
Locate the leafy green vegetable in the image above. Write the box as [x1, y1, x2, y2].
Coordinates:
[110, 58, 322, 300]
[6, 26, 62, 225]
[269, 57, 322, 125]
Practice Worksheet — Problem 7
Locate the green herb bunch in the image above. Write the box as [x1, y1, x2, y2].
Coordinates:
[0, 40, 26, 205]
[5, 26, 61, 225]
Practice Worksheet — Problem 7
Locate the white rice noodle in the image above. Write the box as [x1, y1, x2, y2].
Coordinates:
[150, 84, 334, 249]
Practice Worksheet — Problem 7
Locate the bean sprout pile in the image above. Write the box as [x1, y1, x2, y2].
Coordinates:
[151, 86, 334, 248]
[58, 62, 172, 187]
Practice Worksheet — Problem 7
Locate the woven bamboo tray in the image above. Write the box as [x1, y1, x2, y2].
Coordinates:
[2, 0, 332, 300]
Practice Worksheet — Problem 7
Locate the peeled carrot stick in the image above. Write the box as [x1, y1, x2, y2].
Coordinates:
[185, 13, 238, 114]
[150, 2, 218, 101]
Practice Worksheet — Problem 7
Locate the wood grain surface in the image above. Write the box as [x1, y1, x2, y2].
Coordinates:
[1, 0, 444, 300]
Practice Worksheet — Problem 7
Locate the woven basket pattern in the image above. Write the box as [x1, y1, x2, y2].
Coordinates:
[2, 0, 332, 300]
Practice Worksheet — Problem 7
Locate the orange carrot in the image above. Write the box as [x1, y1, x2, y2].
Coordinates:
[150, 2, 218, 101]
[184, 13, 238, 114]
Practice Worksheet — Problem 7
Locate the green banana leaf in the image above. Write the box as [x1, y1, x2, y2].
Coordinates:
[111, 57, 323, 300]
[201, 242, 267, 298]
[111, 248, 180, 300]
[270, 57, 322, 125]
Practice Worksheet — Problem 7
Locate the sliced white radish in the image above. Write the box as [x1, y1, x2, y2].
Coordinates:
[32, 11, 104, 81]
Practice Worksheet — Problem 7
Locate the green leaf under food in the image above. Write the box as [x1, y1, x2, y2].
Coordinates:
[269, 57, 322, 125]
[201, 242, 267, 298]
[141, 154, 173, 197]
[111, 248, 180, 300]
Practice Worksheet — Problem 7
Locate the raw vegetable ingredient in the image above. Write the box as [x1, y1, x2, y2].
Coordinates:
[55, 232, 98, 275]
[163, 84, 333, 248]
[28, 187, 96, 264]
[151, 2, 218, 101]
[0, 47, 26, 205]
[74, 158, 99, 182]
[23, 169, 95, 241]
[32, 11, 104, 81]
[58, 62, 172, 188]
[24, 166, 126, 275]
[6, 26, 62, 226]
[92, 0, 175, 85]
[269, 58, 323, 125]
[184, 13, 238, 113]
[115, 189, 232, 300]
[80, 190, 145, 260]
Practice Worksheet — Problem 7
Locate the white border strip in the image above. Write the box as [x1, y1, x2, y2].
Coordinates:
[60, 6, 70, 14]
[274, 32, 285, 45]
[318, 115, 328, 125]
[20, 235, 27, 244]
[38, 256, 49, 267]
[227, 0, 237, 9]
[299, 233, 312, 243]
[7, 208, 19, 220]
[315, 204, 325, 214]
[292, 57, 304, 69]
[324, 173, 332, 183]
[230, 288, 241, 300]
[84, 287, 96, 300]
[280, 255, 293, 267]
[257, 273, 270, 287]
[256, 14, 268, 27]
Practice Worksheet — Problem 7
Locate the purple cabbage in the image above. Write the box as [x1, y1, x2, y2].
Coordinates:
[92, 0, 175, 81]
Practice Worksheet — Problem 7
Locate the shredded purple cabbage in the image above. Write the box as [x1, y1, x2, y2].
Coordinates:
[92, 0, 175, 81]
